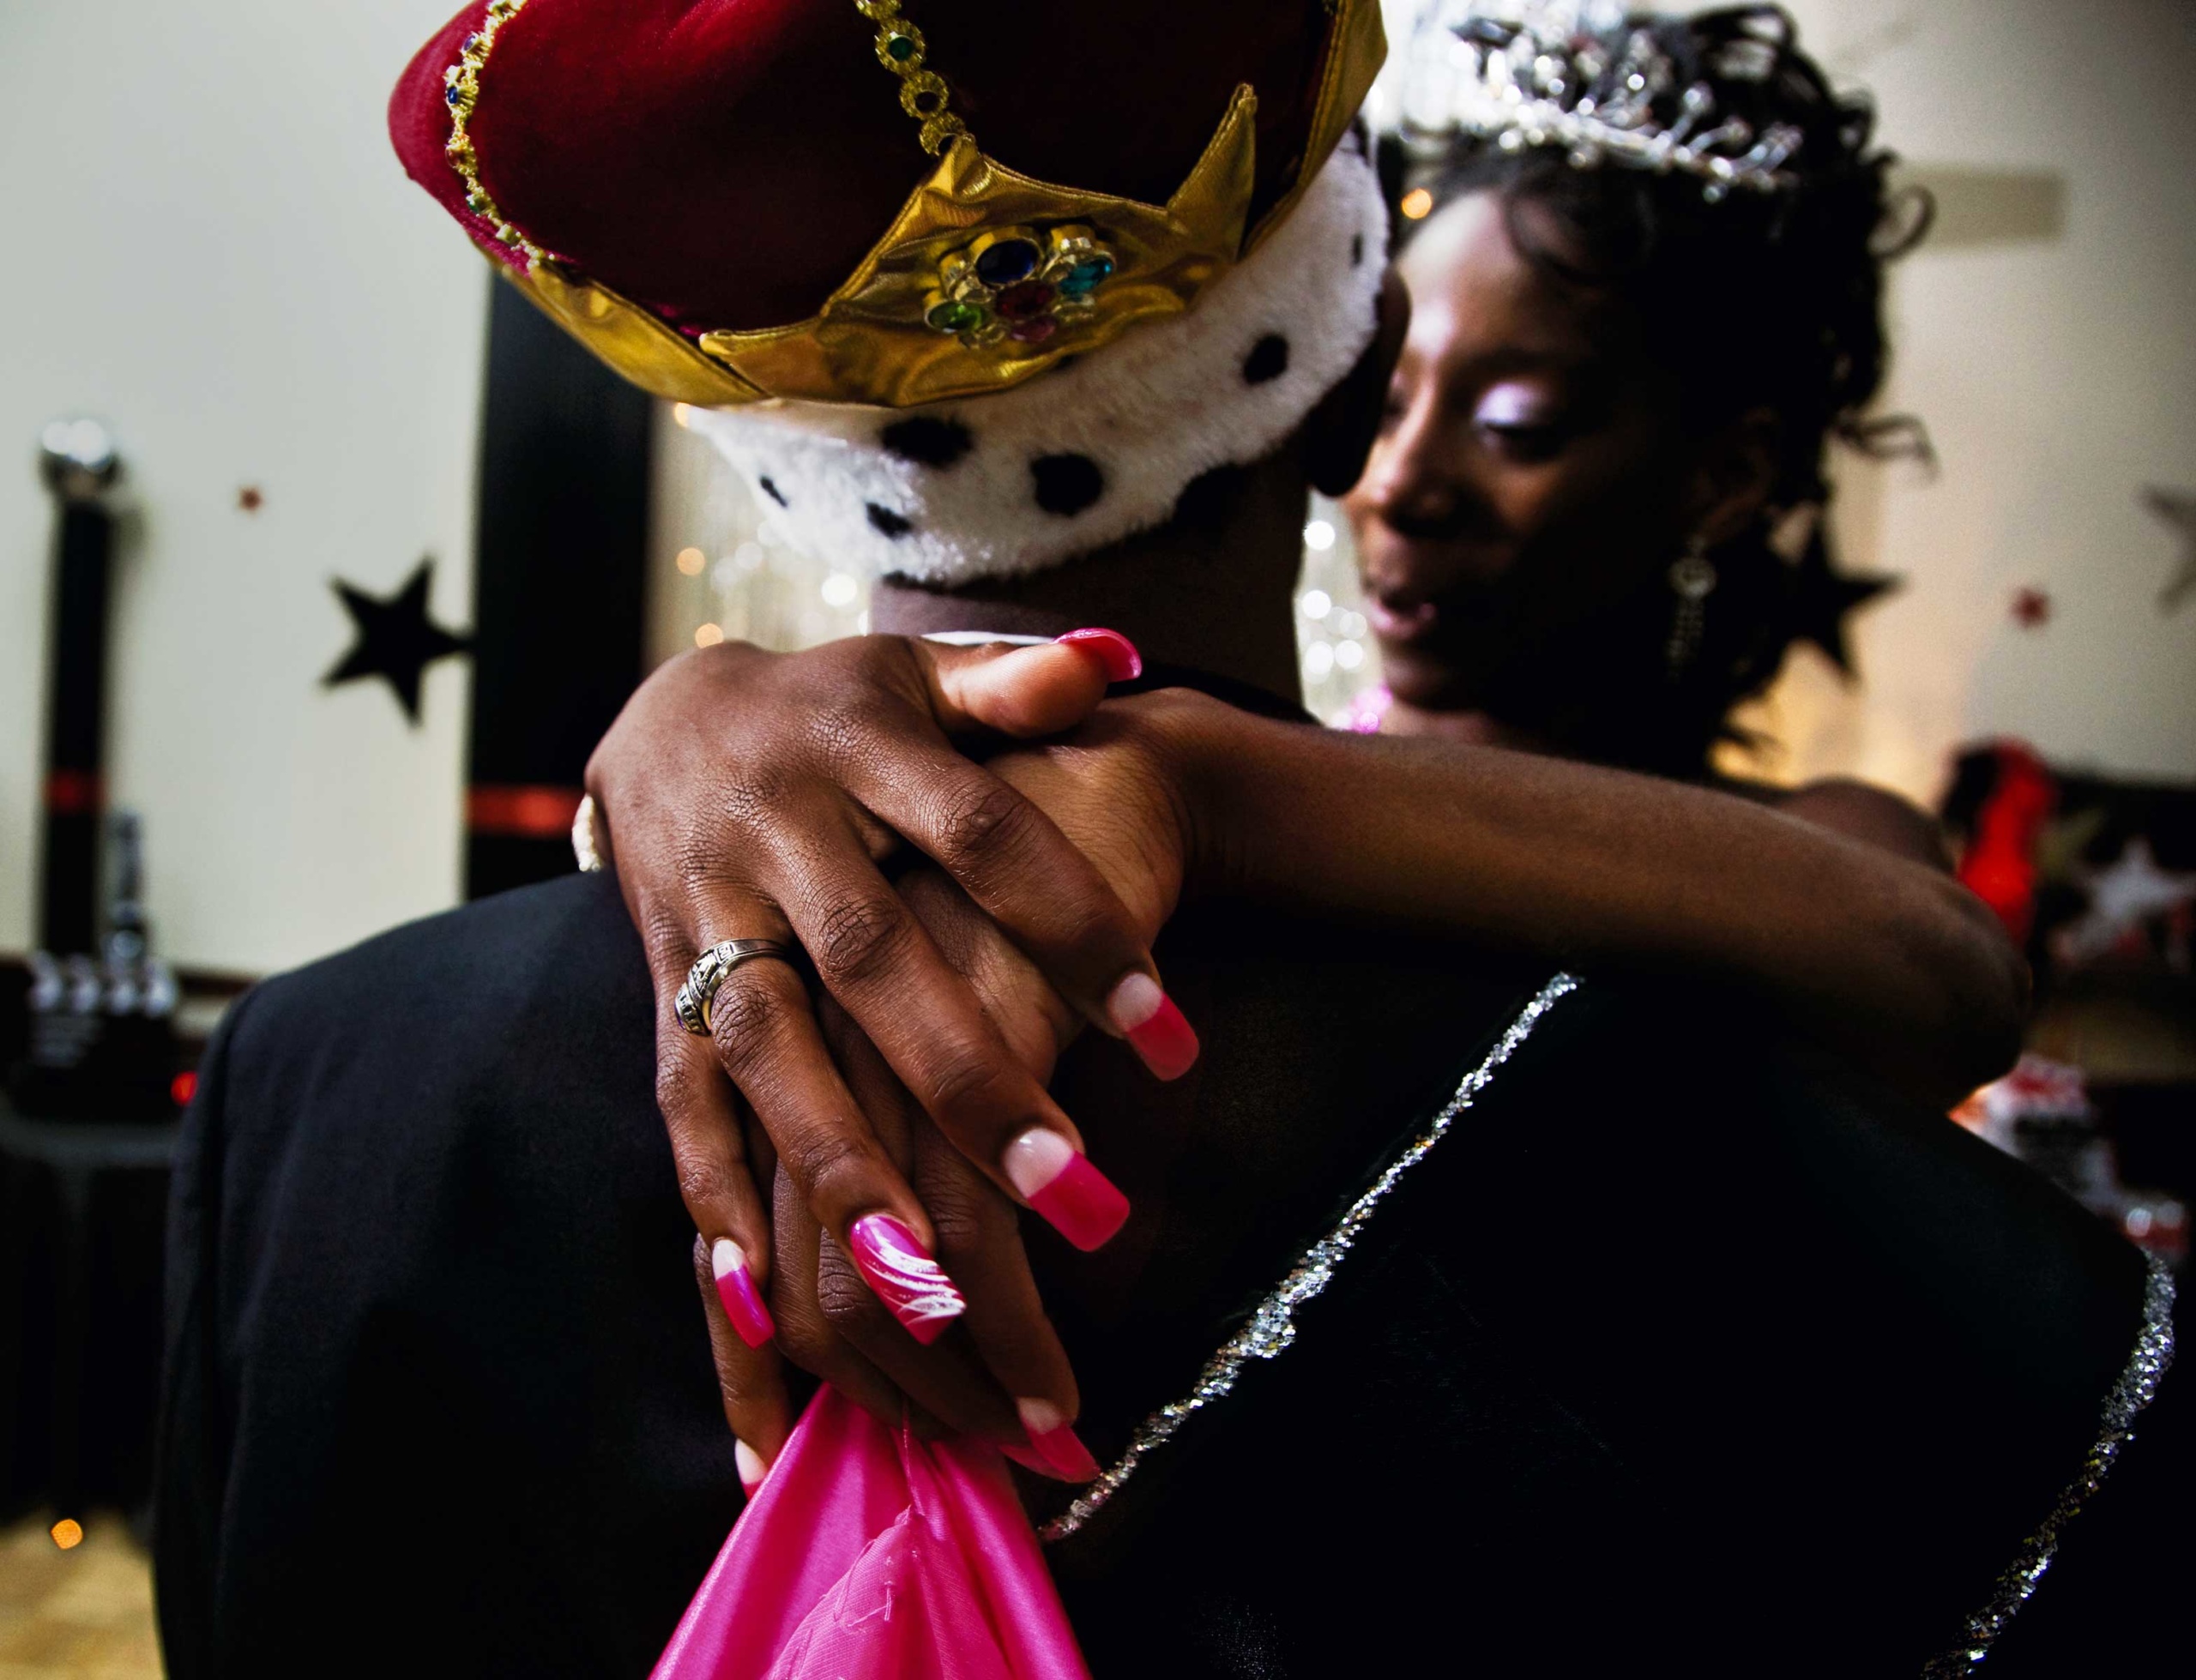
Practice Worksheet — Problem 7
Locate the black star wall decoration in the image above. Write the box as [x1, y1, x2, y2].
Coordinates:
[1788, 531, 1899, 673]
[2144, 486, 2196, 614]
[324, 557, 473, 723]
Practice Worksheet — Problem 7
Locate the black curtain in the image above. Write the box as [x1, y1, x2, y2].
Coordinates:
[465, 277, 652, 899]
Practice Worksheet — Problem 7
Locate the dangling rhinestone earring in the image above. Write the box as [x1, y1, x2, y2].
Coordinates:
[1665, 535, 1717, 681]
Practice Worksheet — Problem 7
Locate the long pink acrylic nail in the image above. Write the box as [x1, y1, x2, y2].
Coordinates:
[1108, 972, 1200, 1081]
[1054, 627, 1143, 683]
[848, 1213, 966, 1345]
[1017, 1399, 1101, 1483]
[710, 1237, 776, 1349]
[1000, 1442, 1053, 1477]
[1004, 1128, 1130, 1250]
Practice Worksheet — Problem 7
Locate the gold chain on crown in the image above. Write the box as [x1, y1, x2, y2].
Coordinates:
[855, 0, 969, 155]
[442, 0, 543, 265]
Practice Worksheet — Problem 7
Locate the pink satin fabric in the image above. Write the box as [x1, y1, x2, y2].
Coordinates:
[653, 1388, 1092, 1680]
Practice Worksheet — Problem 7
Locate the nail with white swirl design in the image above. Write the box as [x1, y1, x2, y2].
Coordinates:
[848, 1213, 967, 1345]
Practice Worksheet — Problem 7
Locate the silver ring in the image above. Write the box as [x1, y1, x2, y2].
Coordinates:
[675, 938, 797, 1037]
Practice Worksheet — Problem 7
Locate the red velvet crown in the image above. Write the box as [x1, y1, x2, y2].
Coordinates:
[390, 0, 1383, 407]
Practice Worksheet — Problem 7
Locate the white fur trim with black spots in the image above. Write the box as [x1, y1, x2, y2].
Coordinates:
[684, 138, 1389, 587]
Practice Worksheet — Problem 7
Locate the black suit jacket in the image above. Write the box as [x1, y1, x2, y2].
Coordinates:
[154, 873, 2181, 1677]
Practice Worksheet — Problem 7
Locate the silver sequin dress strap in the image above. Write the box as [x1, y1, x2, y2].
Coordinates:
[1041, 972, 1582, 1544]
[1920, 1250, 2176, 1678]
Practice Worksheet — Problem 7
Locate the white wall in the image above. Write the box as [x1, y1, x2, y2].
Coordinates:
[1741, 0, 2196, 798]
[1, 0, 487, 973]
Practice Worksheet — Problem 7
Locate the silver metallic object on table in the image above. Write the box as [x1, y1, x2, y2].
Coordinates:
[39, 417, 121, 503]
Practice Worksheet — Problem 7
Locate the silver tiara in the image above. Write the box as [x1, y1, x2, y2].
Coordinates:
[1386, 1, 1805, 201]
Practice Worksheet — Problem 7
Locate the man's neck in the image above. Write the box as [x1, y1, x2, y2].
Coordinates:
[870, 444, 1312, 702]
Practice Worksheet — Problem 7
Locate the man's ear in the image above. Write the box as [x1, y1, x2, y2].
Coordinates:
[1305, 267, 1409, 497]
[1687, 406, 1782, 546]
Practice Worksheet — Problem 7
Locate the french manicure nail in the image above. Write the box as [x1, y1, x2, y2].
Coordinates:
[1107, 972, 1201, 1081]
[848, 1213, 966, 1345]
[711, 1237, 777, 1349]
[1054, 627, 1143, 683]
[735, 1438, 769, 1497]
[1004, 1127, 1131, 1250]
[1016, 1398, 1101, 1483]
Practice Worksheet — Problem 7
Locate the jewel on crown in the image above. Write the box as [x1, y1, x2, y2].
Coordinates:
[1391, 0, 1804, 201]
[923, 224, 1118, 351]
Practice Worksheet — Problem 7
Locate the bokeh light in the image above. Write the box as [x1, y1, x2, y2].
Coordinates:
[1399, 187, 1434, 220]
[694, 622, 724, 647]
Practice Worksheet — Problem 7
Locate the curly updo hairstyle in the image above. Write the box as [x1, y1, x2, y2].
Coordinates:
[1390, 4, 1931, 770]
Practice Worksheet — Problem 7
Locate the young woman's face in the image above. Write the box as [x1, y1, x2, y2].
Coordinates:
[1344, 190, 1702, 715]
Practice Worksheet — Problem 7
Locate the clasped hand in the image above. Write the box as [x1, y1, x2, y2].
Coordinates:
[586, 632, 1220, 1478]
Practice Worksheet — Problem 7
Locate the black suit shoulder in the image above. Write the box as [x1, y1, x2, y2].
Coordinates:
[1059, 977, 2174, 1677]
[158, 873, 733, 1678]
[226, 869, 652, 1109]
